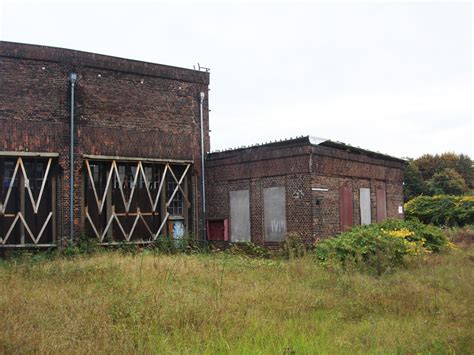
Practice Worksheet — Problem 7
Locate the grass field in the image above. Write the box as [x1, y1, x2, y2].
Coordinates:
[1, 247, 473, 353]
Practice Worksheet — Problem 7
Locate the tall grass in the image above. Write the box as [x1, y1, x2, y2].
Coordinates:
[1, 248, 473, 353]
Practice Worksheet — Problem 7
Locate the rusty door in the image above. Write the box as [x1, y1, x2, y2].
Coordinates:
[339, 186, 353, 232]
[376, 187, 387, 222]
[207, 219, 228, 241]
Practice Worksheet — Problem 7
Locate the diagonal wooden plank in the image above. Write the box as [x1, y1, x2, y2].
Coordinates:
[166, 164, 191, 208]
[32, 212, 53, 244]
[85, 208, 101, 240]
[152, 164, 168, 212]
[153, 212, 170, 240]
[138, 161, 154, 208]
[1, 158, 21, 214]
[124, 162, 142, 212]
[18, 158, 38, 212]
[34, 158, 52, 213]
[2, 213, 21, 245]
[167, 164, 191, 207]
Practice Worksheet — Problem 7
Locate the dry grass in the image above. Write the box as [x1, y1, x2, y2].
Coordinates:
[1, 247, 473, 353]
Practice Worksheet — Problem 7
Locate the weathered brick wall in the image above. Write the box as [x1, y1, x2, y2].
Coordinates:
[207, 138, 405, 246]
[207, 144, 314, 245]
[0, 41, 209, 245]
[311, 147, 405, 239]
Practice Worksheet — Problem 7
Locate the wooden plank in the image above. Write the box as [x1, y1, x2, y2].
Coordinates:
[339, 186, 353, 232]
[376, 187, 387, 222]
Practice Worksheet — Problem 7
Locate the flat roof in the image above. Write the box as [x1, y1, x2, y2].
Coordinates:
[208, 135, 406, 163]
[0, 41, 209, 85]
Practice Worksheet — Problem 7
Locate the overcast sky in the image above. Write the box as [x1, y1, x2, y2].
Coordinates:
[1, 0, 472, 159]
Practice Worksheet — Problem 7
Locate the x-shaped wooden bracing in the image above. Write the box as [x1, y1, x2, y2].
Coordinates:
[0, 157, 53, 245]
[84, 160, 190, 242]
[0, 157, 52, 215]
[0, 212, 53, 245]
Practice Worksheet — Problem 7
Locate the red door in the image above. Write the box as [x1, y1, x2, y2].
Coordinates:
[376, 188, 387, 222]
[339, 186, 353, 232]
[207, 219, 228, 241]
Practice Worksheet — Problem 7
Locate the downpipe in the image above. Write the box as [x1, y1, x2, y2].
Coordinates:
[68, 73, 77, 242]
[199, 92, 207, 241]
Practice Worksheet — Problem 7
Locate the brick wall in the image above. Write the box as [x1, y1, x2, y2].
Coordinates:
[206, 137, 405, 246]
[0, 41, 209, 245]
[311, 146, 405, 239]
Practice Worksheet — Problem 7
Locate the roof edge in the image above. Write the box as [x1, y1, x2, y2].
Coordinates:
[209, 135, 407, 164]
[0, 41, 210, 85]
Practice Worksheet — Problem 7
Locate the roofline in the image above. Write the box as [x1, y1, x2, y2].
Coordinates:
[208, 135, 407, 164]
[0, 41, 209, 85]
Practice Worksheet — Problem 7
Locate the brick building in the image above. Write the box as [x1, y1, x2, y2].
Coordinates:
[205, 136, 406, 245]
[0, 41, 209, 248]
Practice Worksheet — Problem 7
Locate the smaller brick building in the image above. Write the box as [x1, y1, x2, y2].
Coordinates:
[206, 136, 406, 245]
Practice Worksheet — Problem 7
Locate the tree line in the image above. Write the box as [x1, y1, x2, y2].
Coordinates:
[404, 153, 474, 201]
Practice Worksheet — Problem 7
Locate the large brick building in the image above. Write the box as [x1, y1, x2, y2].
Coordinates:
[205, 137, 406, 245]
[1, 41, 405, 249]
[0, 41, 209, 247]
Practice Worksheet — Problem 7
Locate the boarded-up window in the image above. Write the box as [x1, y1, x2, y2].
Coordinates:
[339, 186, 353, 231]
[359, 188, 371, 225]
[230, 190, 250, 242]
[376, 187, 387, 222]
[263, 187, 287, 242]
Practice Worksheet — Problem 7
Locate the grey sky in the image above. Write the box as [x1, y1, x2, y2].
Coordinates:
[1, 1, 472, 159]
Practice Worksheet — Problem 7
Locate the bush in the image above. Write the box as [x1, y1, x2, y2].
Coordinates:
[281, 232, 307, 259]
[404, 195, 474, 227]
[314, 219, 450, 275]
[226, 242, 269, 258]
[150, 234, 207, 254]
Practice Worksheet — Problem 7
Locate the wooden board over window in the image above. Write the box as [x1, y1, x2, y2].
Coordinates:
[339, 186, 353, 232]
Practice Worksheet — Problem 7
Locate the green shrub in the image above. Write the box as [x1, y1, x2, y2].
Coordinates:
[226, 242, 269, 258]
[404, 195, 474, 227]
[314, 219, 450, 275]
[150, 234, 206, 254]
[281, 232, 307, 259]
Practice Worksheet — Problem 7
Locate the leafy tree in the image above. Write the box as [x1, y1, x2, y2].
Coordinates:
[426, 168, 468, 196]
[414, 153, 474, 188]
[403, 161, 426, 201]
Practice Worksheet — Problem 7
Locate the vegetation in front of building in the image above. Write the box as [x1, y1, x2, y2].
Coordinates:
[314, 219, 452, 275]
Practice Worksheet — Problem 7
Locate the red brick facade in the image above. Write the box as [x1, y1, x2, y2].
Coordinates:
[0, 41, 209, 246]
[206, 137, 406, 245]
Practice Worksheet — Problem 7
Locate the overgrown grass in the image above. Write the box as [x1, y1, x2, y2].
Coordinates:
[1, 246, 473, 353]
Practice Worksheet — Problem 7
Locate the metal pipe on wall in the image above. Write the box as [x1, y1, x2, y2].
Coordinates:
[68, 72, 77, 242]
[199, 91, 207, 241]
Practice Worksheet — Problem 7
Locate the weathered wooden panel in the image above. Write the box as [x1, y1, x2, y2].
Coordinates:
[339, 186, 353, 232]
[376, 187, 387, 222]
[263, 187, 287, 242]
[359, 188, 371, 225]
[230, 190, 250, 242]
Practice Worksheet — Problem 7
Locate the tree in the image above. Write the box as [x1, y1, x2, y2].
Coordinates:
[426, 168, 468, 196]
[414, 153, 474, 187]
[404, 161, 426, 201]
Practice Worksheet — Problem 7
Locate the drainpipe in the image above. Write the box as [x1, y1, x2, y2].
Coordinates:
[68, 72, 77, 242]
[199, 92, 207, 241]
